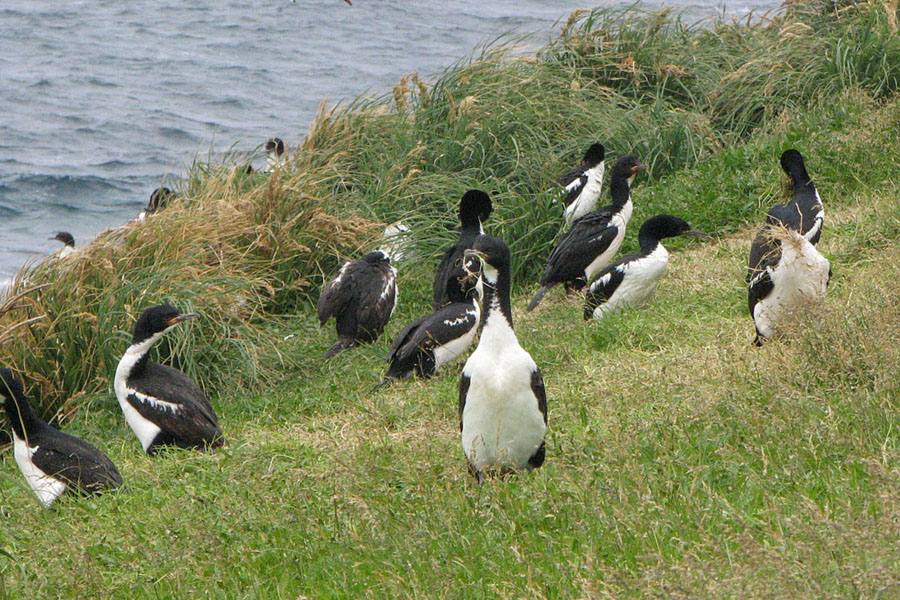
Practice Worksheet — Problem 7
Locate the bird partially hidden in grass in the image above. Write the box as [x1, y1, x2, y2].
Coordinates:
[0, 368, 122, 508]
[317, 249, 398, 358]
[49, 231, 76, 259]
[584, 214, 707, 320]
[137, 187, 176, 222]
[553, 142, 605, 228]
[376, 260, 484, 390]
[432, 189, 493, 310]
[528, 154, 647, 312]
[114, 304, 225, 454]
[459, 235, 547, 483]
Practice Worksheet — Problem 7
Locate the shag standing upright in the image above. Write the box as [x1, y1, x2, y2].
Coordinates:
[747, 149, 829, 345]
[584, 214, 707, 320]
[432, 189, 492, 310]
[317, 250, 398, 358]
[1, 368, 122, 507]
[114, 304, 224, 454]
[528, 154, 647, 311]
[264, 137, 286, 172]
[554, 142, 606, 227]
[459, 235, 547, 482]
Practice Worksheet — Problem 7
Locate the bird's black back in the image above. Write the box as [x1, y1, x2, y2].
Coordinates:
[29, 422, 123, 496]
[540, 207, 620, 286]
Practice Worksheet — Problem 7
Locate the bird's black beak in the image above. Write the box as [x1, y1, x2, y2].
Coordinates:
[684, 229, 709, 238]
[632, 164, 649, 173]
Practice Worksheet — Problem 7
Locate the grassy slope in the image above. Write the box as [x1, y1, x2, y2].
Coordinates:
[1, 87, 899, 598]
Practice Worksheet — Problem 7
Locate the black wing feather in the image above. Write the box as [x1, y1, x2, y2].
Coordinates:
[557, 168, 588, 207]
[458, 373, 471, 432]
[31, 426, 122, 495]
[541, 212, 620, 286]
[128, 363, 223, 448]
[317, 262, 351, 325]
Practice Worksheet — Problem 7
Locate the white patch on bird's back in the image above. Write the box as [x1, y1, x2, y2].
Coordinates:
[753, 232, 829, 340]
[584, 199, 632, 280]
[591, 243, 669, 320]
[433, 305, 481, 368]
[13, 433, 67, 507]
[564, 162, 605, 227]
[461, 312, 545, 472]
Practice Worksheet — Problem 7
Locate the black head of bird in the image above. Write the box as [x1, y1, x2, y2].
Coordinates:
[266, 138, 285, 157]
[640, 214, 708, 243]
[132, 303, 199, 345]
[581, 142, 605, 168]
[612, 154, 649, 182]
[458, 189, 492, 228]
[0, 368, 33, 434]
[0, 367, 26, 406]
[464, 235, 510, 282]
[49, 231, 75, 247]
[780, 149, 810, 189]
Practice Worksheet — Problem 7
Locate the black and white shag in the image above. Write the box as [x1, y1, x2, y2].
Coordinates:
[264, 137, 286, 172]
[50, 231, 76, 259]
[137, 187, 175, 221]
[584, 214, 707, 320]
[459, 235, 547, 482]
[377, 280, 483, 389]
[747, 149, 829, 345]
[554, 142, 606, 227]
[432, 189, 493, 310]
[317, 250, 398, 358]
[528, 154, 647, 311]
[1, 368, 122, 507]
[114, 304, 224, 454]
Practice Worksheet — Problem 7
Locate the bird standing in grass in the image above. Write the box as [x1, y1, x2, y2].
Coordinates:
[137, 187, 175, 221]
[747, 149, 829, 345]
[317, 250, 398, 358]
[554, 142, 605, 228]
[584, 214, 707, 320]
[459, 235, 547, 482]
[528, 154, 647, 312]
[432, 189, 492, 310]
[264, 137, 286, 172]
[114, 304, 224, 454]
[1, 368, 122, 507]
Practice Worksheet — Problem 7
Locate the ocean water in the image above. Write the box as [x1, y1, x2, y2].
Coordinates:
[0, 0, 780, 284]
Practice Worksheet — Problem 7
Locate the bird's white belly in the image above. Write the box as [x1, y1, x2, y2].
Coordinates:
[114, 347, 163, 452]
[592, 248, 668, 319]
[753, 244, 829, 339]
[462, 352, 546, 471]
[584, 203, 632, 280]
[13, 434, 67, 508]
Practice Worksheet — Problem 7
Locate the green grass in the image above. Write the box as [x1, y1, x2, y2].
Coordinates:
[3, 2, 900, 597]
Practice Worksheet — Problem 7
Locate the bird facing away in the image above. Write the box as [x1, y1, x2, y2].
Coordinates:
[49, 231, 76, 259]
[528, 154, 647, 312]
[584, 214, 707, 320]
[747, 149, 824, 285]
[317, 250, 398, 358]
[114, 304, 224, 454]
[432, 189, 493, 310]
[138, 187, 175, 221]
[1, 368, 122, 507]
[378, 272, 483, 389]
[554, 142, 606, 227]
[459, 235, 547, 482]
[747, 220, 830, 345]
[264, 137, 286, 172]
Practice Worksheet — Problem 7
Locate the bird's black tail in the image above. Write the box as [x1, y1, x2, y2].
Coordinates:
[526, 285, 552, 312]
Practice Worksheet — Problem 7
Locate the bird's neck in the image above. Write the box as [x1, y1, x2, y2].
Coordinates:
[609, 175, 632, 207]
[3, 391, 41, 440]
[460, 217, 484, 235]
[479, 265, 515, 342]
[119, 332, 164, 379]
[638, 233, 663, 255]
